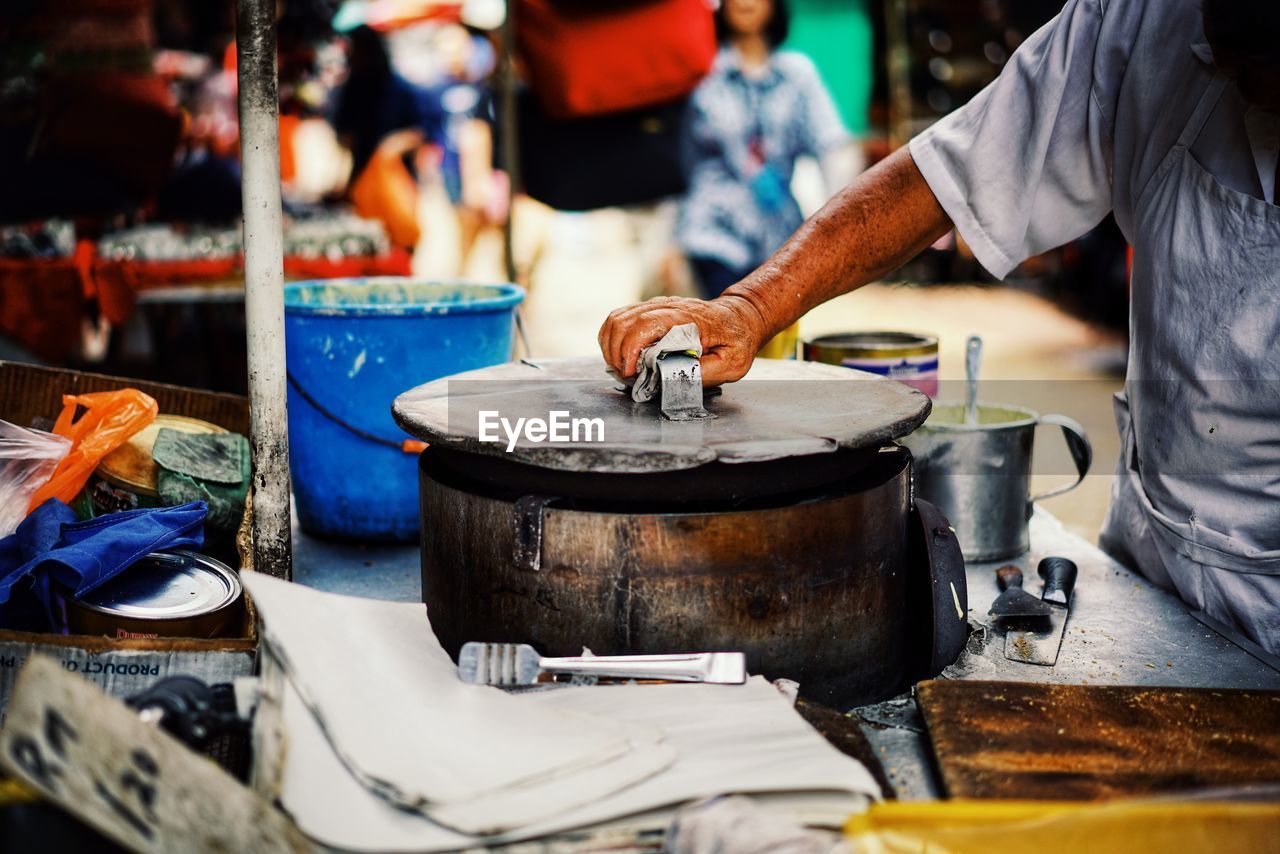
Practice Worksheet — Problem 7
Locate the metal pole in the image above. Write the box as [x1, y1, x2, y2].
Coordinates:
[236, 0, 292, 579]
[498, 4, 532, 358]
[499, 4, 520, 288]
[885, 0, 913, 149]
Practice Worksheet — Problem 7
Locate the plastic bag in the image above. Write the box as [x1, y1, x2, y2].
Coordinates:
[25, 389, 158, 512]
[843, 798, 1280, 854]
[0, 421, 71, 537]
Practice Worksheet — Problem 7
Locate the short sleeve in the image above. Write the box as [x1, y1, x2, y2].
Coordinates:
[908, 0, 1119, 279]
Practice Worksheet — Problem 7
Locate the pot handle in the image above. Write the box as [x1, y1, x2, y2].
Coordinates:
[512, 494, 556, 572]
[907, 498, 969, 678]
[1029, 414, 1092, 504]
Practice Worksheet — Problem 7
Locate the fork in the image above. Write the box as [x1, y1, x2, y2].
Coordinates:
[457, 642, 747, 686]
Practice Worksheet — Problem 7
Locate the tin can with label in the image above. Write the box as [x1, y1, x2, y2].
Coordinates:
[757, 322, 800, 360]
[58, 551, 244, 639]
[83, 415, 227, 517]
[803, 332, 939, 397]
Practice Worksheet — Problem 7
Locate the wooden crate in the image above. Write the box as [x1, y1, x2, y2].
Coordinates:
[0, 361, 258, 715]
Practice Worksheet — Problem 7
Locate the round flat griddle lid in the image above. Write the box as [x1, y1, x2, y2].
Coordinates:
[392, 356, 931, 474]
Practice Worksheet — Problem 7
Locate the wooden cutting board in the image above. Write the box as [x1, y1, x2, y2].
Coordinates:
[917, 680, 1280, 800]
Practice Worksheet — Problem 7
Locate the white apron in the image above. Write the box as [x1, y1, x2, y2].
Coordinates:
[1098, 75, 1280, 653]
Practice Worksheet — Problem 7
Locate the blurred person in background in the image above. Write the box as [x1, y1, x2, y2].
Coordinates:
[420, 24, 507, 274]
[332, 25, 424, 189]
[332, 25, 425, 248]
[678, 0, 857, 299]
[155, 43, 243, 223]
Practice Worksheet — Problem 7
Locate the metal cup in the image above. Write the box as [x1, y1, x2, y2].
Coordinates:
[903, 402, 1092, 562]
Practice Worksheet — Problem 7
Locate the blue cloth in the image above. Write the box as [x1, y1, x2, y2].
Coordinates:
[0, 500, 206, 632]
[678, 48, 850, 271]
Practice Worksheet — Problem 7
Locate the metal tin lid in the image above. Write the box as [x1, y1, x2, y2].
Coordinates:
[73, 551, 241, 620]
[804, 332, 938, 359]
[392, 357, 931, 474]
[97, 415, 227, 496]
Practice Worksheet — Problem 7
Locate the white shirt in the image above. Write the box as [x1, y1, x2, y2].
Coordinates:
[908, 0, 1279, 280]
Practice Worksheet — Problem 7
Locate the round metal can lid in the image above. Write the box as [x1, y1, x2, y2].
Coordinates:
[73, 551, 241, 620]
[97, 415, 228, 496]
[804, 331, 938, 358]
[392, 357, 931, 474]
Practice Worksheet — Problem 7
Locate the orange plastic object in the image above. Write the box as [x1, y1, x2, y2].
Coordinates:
[279, 114, 300, 184]
[351, 145, 422, 250]
[26, 389, 159, 511]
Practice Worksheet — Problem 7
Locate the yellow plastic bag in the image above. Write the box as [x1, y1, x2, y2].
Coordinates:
[26, 389, 158, 511]
[844, 798, 1280, 854]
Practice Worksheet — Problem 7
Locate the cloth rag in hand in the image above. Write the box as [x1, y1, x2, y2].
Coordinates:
[0, 499, 206, 632]
[618, 323, 702, 403]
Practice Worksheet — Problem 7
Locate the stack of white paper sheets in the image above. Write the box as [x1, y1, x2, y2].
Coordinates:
[243, 575, 879, 851]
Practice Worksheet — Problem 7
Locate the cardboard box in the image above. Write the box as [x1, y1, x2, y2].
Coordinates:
[0, 361, 257, 720]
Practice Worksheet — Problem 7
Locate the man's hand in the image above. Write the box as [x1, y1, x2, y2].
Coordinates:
[597, 149, 952, 387]
[598, 295, 769, 385]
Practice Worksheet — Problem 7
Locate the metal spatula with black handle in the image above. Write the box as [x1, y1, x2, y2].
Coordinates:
[989, 565, 1052, 621]
[1005, 557, 1079, 666]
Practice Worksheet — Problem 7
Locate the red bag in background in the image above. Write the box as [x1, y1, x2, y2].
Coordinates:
[516, 0, 717, 118]
[39, 73, 183, 202]
[0, 257, 86, 363]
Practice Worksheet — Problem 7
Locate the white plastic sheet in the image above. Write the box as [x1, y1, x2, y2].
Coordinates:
[0, 420, 70, 537]
[245, 576, 880, 851]
[270, 668, 878, 851]
[243, 575, 672, 834]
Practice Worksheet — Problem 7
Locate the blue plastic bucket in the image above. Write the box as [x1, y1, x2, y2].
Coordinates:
[284, 278, 524, 541]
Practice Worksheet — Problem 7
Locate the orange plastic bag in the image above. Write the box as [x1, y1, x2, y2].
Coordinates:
[26, 389, 159, 512]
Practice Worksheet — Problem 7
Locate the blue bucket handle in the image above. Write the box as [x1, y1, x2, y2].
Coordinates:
[287, 373, 426, 454]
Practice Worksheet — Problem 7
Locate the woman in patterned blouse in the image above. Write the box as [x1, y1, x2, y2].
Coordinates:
[679, 0, 853, 298]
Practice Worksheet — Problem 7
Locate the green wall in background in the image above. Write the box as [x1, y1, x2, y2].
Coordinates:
[785, 0, 874, 136]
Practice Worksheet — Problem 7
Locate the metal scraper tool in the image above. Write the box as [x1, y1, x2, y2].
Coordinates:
[457, 642, 747, 686]
[657, 352, 715, 421]
[988, 564, 1052, 621]
[1005, 557, 1078, 666]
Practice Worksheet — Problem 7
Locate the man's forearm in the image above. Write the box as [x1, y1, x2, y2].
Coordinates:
[721, 147, 952, 339]
[597, 146, 953, 384]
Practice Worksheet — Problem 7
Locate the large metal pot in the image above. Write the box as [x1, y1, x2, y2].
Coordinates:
[396, 358, 969, 707]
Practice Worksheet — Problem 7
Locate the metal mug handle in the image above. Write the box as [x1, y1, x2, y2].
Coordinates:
[1029, 414, 1092, 504]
